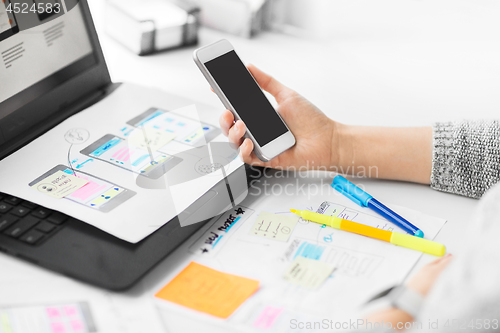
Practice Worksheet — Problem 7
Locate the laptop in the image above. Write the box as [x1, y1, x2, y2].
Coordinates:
[0, 0, 251, 290]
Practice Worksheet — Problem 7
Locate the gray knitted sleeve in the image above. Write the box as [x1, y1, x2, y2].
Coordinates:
[431, 120, 500, 198]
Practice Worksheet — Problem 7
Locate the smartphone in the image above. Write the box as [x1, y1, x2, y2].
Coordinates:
[80, 134, 182, 179]
[29, 165, 136, 212]
[193, 39, 295, 162]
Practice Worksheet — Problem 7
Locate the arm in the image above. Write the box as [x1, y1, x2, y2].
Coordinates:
[222, 65, 500, 197]
[336, 125, 433, 184]
[223, 65, 433, 183]
[364, 255, 453, 331]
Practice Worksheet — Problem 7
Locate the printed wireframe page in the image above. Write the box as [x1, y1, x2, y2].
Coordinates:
[0, 84, 244, 243]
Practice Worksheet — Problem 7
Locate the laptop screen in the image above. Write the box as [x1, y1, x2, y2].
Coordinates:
[0, 1, 95, 119]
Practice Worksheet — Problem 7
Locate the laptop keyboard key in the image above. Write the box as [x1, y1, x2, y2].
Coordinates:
[20, 230, 44, 245]
[32, 208, 51, 219]
[4, 196, 22, 206]
[11, 206, 31, 217]
[47, 212, 67, 225]
[36, 221, 56, 234]
[21, 201, 38, 209]
[0, 215, 18, 231]
[4, 216, 40, 238]
[0, 203, 12, 214]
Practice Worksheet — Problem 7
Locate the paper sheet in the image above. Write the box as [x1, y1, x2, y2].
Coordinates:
[0, 302, 96, 333]
[0, 251, 168, 333]
[150, 175, 447, 331]
[0, 84, 243, 243]
[0, 173, 448, 332]
[155, 262, 260, 319]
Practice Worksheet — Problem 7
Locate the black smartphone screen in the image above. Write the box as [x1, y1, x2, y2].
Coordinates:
[205, 50, 288, 147]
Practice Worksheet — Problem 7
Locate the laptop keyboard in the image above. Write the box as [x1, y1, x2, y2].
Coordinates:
[0, 193, 67, 246]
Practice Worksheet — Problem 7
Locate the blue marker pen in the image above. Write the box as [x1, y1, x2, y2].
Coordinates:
[331, 175, 424, 238]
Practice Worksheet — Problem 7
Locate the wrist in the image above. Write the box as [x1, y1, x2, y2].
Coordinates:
[331, 122, 353, 171]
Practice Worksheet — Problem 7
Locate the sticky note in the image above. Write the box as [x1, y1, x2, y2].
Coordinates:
[253, 306, 284, 329]
[46, 307, 60, 318]
[283, 256, 334, 290]
[50, 322, 66, 333]
[70, 319, 84, 332]
[128, 127, 176, 152]
[294, 241, 326, 260]
[155, 262, 259, 318]
[1, 313, 12, 333]
[31, 171, 88, 199]
[64, 306, 77, 317]
[249, 212, 298, 242]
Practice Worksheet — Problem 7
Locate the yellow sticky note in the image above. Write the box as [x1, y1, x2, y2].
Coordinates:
[284, 256, 334, 290]
[249, 212, 298, 242]
[155, 262, 259, 319]
[31, 171, 88, 199]
[1, 312, 12, 333]
[128, 127, 176, 152]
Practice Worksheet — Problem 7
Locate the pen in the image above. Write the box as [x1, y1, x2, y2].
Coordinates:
[290, 209, 445, 256]
[331, 175, 424, 238]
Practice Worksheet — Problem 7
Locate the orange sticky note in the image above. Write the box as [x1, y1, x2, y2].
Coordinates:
[155, 262, 259, 319]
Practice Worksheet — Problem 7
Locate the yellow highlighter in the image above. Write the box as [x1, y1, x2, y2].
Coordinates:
[290, 209, 446, 257]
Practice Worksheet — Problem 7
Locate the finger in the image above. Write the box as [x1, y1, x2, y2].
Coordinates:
[429, 253, 453, 265]
[240, 139, 266, 166]
[219, 110, 234, 136]
[247, 64, 291, 103]
[239, 138, 254, 163]
[436, 253, 453, 265]
[431, 256, 453, 276]
[228, 120, 246, 146]
[210, 87, 214, 93]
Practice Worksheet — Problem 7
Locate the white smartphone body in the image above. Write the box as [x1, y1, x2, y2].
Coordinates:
[193, 39, 296, 162]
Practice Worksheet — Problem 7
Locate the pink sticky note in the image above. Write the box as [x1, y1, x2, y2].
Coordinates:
[70, 319, 85, 332]
[253, 306, 284, 329]
[46, 307, 61, 319]
[64, 306, 78, 317]
[51, 322, 66, 333]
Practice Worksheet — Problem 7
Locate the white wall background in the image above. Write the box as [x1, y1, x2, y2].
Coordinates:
[89, 0, 500, 128]
[282, 0, 500, 41]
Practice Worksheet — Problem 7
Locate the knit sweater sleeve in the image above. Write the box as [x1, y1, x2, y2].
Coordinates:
[431, 120, 500, 198]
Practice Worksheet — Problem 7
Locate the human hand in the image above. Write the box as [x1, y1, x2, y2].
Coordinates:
[406, 254, 453, 296]
[219, 64, 341, 169]
[365, 254, 453, 329]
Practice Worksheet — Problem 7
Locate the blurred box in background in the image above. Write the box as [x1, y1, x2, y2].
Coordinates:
[105, 0, 200, 55]
[187, 0, 273, 38]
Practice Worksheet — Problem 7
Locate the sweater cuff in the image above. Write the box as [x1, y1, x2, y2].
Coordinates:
[431, 120, 500, 199]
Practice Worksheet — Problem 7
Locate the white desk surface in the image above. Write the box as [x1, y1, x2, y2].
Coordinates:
[2, 0, 499, 332]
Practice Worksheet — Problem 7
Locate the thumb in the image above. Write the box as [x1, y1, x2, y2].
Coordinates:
[247, 64, 291, 104]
